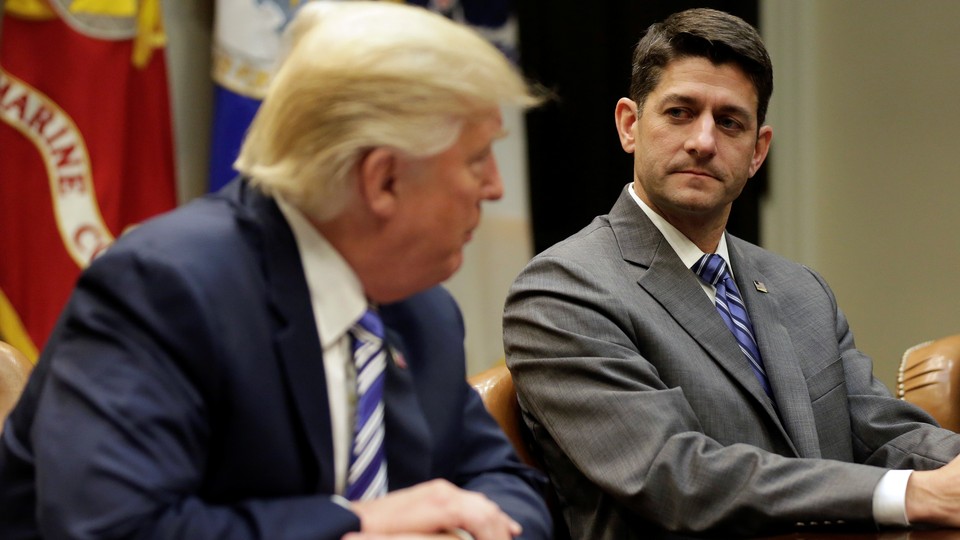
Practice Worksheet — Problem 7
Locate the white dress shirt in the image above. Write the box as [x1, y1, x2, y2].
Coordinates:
[276, 197, 366, 496]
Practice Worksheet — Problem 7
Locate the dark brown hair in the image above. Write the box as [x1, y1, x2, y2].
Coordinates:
[629, 8, 773, 125]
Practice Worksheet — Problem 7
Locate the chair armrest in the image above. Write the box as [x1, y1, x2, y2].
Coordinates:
[898, 335, 960, 432]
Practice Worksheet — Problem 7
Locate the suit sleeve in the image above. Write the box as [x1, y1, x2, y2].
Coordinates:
[806, 267, 960, 470]
[31, 249, 360, 540]
[503, 253, 907, 536]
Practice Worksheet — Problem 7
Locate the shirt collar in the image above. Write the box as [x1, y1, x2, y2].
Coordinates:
[275, 197, 367, 348]
[628, 183, 733, 275]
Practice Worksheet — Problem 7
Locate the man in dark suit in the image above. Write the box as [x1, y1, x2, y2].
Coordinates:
[0, 3, 550, 539]
[503, 8, 960, 539]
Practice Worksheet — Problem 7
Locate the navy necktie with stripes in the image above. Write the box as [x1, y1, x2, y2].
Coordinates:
[692, 254, 774, 399]
[345, 308, 388, 501]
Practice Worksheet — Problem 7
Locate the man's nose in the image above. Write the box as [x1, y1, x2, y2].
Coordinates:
[482, 158, 504, 201]
[684, 116, 718, 158]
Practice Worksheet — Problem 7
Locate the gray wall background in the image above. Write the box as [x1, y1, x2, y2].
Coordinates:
[762, 1, 960, 392]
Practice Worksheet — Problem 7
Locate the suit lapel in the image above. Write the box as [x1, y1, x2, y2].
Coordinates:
[728, 241, 821, 458]
[380, 327, 432, 490]
[235, 181, 337, 492]
[609, 188, 798, 452]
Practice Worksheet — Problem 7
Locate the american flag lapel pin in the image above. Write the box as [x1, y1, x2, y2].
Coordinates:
[753, 280, 768, 293]
[390, 346, 408, 369]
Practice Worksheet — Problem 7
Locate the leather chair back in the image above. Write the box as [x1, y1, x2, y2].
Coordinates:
[469, 364, 538, 467]
[0, 340, 32, 429]
[469, 363, 570, 539]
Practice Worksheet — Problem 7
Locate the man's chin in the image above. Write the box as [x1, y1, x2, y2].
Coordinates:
[659, 199, 711, 215]
[443, 253, 465, 281]
[667, 190, 731, 211]
[382, 253, 465, 301]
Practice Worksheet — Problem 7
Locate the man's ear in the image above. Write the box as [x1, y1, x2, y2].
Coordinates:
[615, 97, 639, 154]
[748, 125, 773, 178]
[357, 147, 399, 217]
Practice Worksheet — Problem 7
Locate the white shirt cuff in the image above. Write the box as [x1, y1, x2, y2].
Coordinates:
[873, 469, 912, 526]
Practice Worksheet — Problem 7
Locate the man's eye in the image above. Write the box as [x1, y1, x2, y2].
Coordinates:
[666, 108, 687, 119]
[717, 117, 744, 130]
[468, 153, 492, 177]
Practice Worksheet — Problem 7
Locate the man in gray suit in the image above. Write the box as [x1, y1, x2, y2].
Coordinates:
[504, 8, 960, 539]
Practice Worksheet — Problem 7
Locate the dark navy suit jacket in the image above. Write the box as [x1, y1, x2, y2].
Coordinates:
[0, 179, 550, 539]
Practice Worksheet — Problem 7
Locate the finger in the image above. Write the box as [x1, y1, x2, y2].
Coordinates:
[344, 534, 460, 539]
[445, 492, 517, 540]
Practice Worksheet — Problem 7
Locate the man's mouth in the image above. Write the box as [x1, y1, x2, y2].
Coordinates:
[675, 169, 719, 181]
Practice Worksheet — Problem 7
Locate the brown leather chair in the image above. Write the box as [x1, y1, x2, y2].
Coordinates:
[469, 364, 570, 539]
[469, 364, 539, 468]
[898, 335, 960, 432]
[0, 340, 33, 429]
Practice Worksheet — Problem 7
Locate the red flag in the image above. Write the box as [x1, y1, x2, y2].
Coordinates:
[0, 0, 177, 360]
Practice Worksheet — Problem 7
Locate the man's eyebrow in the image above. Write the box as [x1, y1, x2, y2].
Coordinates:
[657, 93, 698, 108]
[470, 130, 509, 160]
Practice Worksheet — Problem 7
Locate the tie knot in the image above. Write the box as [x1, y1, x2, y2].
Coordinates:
[352, 308, 385, 342]
[693, 253, 730, 287]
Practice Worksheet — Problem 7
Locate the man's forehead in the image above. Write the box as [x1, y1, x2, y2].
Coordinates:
[649, 59, 759, 112]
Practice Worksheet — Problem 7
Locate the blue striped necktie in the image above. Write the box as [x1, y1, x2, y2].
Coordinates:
[345, 308, 388, 501]
[692, 254, 774, 399]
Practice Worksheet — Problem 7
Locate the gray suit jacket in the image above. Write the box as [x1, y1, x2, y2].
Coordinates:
[503, 185, 960, 539]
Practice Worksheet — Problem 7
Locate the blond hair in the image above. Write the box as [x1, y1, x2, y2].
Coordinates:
[235, 1, 541, 221]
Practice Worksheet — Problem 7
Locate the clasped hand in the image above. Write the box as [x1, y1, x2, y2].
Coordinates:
[342, 479, 522, 540]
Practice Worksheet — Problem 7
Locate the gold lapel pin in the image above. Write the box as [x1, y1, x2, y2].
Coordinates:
[754, 281, 768, 293]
